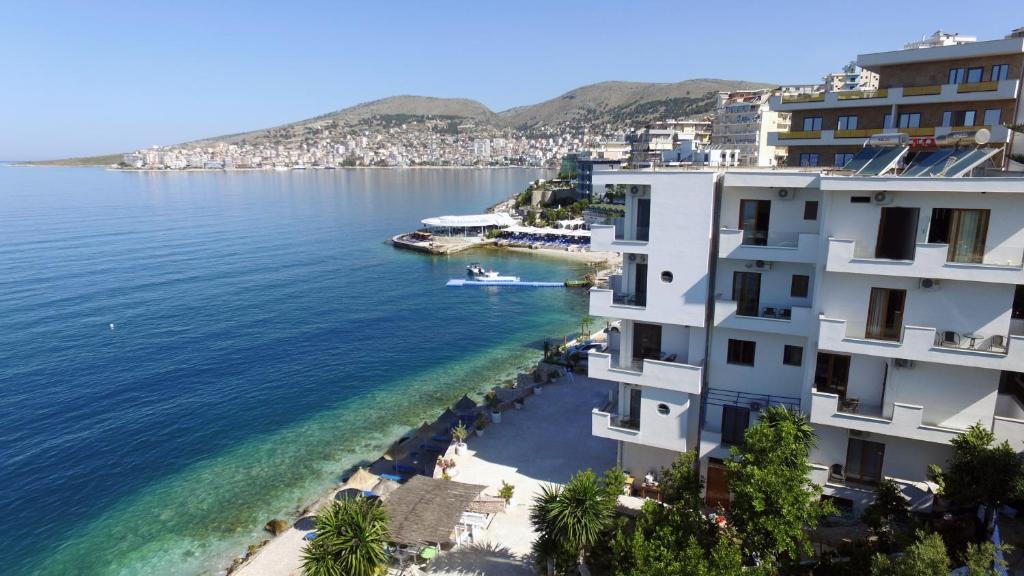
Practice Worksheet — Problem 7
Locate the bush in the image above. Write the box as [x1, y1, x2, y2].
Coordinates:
[870, 531, 949, 576]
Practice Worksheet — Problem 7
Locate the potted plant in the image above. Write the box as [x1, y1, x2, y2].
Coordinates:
[513, 396, 525, 409]
[452, 422, 469, 455]
[498, 481, 515, 510]
[486, 391, 502, 423]
[474, 413, 487, 437]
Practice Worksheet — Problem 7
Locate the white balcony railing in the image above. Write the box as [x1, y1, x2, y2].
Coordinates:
[715, 300, 814, 336]
[587, 351, 702, 394]
[590, 224, 650, 254]
[767, 124, 1010, 148]
[818, 316, 1024, 371]
[719, 229, 819, 263]
[809, 390, 964, 444]
[827, 238, 1024, 284]
[591, 409, 641, 443]
[589, 287, 650, 323]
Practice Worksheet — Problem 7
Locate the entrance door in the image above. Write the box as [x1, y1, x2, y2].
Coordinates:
[866, 288, 906, 341]
[628, 388, 641, 427]
[632, 323, 662, 361]
[634, 264, 648, 307]
[739, 200, 771, 246]
[635, 199, 651, 242]
[875, 207, 920, 260]
[706, 461, 730, 510]
[732, 271, 762, 317]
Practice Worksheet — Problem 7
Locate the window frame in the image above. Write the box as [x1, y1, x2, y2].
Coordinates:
[799, 153, 819, 167]
[983, 108, 1001, 127]
[834, 153, 854, 168]
[963, 110, 976, 127]
[941, 111, 952, 127]
[727, 338, 756, 366]
[783, 345, 804, 367]
[897, 112, 921, 129]
[948, 67, 965, 84]
[966, 66, 984, 84]
[837, 115, 858, 131]
[791, 274, 810, 298]
[802, 116, 822, 131]
[804, 200, 819, 221]
[991, 64, 1009, 82]
[721, 404, 751, 445]
[845, 438, 886, 486]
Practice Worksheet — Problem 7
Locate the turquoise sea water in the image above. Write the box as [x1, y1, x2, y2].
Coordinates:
[0, 167, 590, 575]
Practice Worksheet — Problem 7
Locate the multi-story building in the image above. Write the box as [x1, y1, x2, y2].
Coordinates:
[770, 30, 1024, 169]
[824, 66, 880, 93]
[587, 158, 1024, 514]
[712, 90, 791, 167]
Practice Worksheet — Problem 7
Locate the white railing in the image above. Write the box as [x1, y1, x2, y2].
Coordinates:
[719, 229, 819, 263]
[810, 390, 964, 444]
[590, 225, 650, 254]
[715, 299, 814, 336]
[587, 351, 702, 394]
[827, 238, 1024, 283]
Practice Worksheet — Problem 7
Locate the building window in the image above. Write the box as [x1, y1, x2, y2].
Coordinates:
[799, 153, 819, 167]
[941, 111, 953, 127]
[846, 438, 885, 485]
[783, 345, 803, 366]
[660, 271, 673, 283]
[897, 113, 921, 129]
[837, 115, 858, 130]
[721, 405, 750, 445]
[883, 113, 893, 128]
[949, 67, 965, 84]
[802, 117, 822, 131]
[992, 64, 1009, 82]
[727, 339, 756, 366]
[966, 67, 984, 83]
[851, 196, 871, 204]
[1013, 285, 1024, 320]
[791, 274, 810, 298]
[657, 403, 670, 415]
[834, 153, 854, 168]
[804, 200, 819, 220]
[983, 109, 1001, 127]
[962, 110, 976, 127]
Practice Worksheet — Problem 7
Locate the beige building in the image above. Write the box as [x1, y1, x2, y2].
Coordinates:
[712, 90, 791, 167]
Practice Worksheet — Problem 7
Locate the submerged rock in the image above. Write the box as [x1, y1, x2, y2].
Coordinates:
[264, 518, 290, 535]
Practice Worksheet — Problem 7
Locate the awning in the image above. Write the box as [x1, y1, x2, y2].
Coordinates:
[421, 213, 515, 228]
[503, 225, 591, 238]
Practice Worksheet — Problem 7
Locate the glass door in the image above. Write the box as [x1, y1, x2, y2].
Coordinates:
[632, 323, 662, 361]
[947, 209, 989, 264]
[635, 199, 651, 241]
[634, 263, 648, 307]
[732, 271, 762, 317]
[866, 288, 906, 341]
[739, 199, 770, 246]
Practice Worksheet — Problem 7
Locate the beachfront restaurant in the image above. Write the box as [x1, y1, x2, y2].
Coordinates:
[420, 213, 515, 237]
[498, 224, 591, 249]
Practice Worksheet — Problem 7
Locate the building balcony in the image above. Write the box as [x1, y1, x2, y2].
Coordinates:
[592, 404, 687, 452]
[767, 124, 1008, 148]
[826, 238, 1024, 284]
[719, 229, 819, 264]
[715, 299, 814, 336]
[818, 316, 1024, 371]
[809, 389, 964, 445]
[589, 285, 650, 323]
[587, 351, 702, 394]
[590, 224, 649, 254]
[770, 79, 1019, 111]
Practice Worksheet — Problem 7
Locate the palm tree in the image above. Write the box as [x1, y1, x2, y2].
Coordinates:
[530, 470, 615, 573]
[580, 315, 594, 339]
[301, 497, 391, 576]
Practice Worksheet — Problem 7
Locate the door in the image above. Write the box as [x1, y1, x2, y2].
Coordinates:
[706, 461, 730, 510]
[632, 323, 662, 361]
[628, 388, 641, 427]
[866, 288, 906, 341]
[947, 209, 989, 264]
[814, 353, 850, 397]
[635, 199, 651, 242]
[875, 207, 920, 260]
[732, 272, 762, 317]
[634, 264, 648, 307]
[739, 200, 771, 246]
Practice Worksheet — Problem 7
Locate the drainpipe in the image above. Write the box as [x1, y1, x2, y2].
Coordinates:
[695, 172, 724, 475]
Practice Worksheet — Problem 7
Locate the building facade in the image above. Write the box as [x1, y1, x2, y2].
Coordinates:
[588, 165, 1024, 515]
[712, 90, 791, 167]
[769, 31, 1024, 169]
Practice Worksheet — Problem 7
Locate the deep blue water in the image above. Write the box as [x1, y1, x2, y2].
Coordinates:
[0, 167, 590, 575]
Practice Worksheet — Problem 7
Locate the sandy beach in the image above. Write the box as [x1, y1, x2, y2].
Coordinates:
[232, 372, 615, 576]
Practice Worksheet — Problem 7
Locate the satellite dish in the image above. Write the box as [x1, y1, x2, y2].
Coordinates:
[975, 128, 991, 145]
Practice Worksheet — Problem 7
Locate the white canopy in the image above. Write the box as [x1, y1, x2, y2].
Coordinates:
[555, 219, 586, 229]
[504, 225, 591, 238]
[421, 213, 515, 228]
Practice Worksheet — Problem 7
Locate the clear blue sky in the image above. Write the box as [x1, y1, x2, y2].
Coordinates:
[1, 0, 1016, 160]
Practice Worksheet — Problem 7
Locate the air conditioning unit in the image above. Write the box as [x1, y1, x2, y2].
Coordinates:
[630, 185, 641, 195]
[750, 260, 772, 270]
[919, 278, 941, 290]
[872, 191, 894, 205]
[894, 358, 915, 369]
[776, 188, 795, 200]
[628, 254, 647, 263]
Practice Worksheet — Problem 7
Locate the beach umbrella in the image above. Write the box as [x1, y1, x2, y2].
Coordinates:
[294, 516, 317, 531]
[334, 487, 362, 501]
[453, 394, 477, 415]
[342, 467, 381, 492]
[371, 478, 401, 498]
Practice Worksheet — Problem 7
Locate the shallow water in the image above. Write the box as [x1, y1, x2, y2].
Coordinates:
[0, 167, 590, 575]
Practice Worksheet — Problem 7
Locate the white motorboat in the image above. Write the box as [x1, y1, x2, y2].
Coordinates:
[466, 263, 486, 277]
[476, 270, 520, 282]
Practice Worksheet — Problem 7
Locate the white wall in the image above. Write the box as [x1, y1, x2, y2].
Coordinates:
[720, 185, 822, 245]
[812, 425, 952, 483]
[818, 273, 1015, 338]
[884, 361, 999, 429]
[825, 189, 1024, 265]
[716, 260, 816, 312]
[708, 327, 808, 400]
[621, 443, 679, 480]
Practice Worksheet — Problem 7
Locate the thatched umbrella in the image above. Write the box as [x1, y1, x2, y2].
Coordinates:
[437, 408, 459, 430]
[371, 478, 401, 498]
[453, 394, 478, 416]
[334, 487, 363, 501]
[342, 467, 381, 492]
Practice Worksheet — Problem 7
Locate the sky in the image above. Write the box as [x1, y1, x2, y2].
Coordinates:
[0, 0, 1017, 160]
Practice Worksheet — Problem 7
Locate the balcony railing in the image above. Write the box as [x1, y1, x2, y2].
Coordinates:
[771, 80, 1018, 110]
[810, 389, 964, 444]
[826, 238, 1024, 284]
[818, 315, 1024, 371]
[590, 224, 650, 253]
[719, 228, 819, 263]
[715, 299, 814, 336]
[957, 81, 999, 93]
[588, 351, 702, 394]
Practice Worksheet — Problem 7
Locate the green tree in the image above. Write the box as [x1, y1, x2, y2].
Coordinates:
[962, 540, 1011, 575]
[580, 315, 594, 339]
[862, 478, 910, 550]
[932, 424, 1024, 538]
[726, 406, 830, 567]
[530, 469, 617, 574]
[870, 531, 949, 576]
[658, 449, 704, 511]
[301, 497, 391, 576]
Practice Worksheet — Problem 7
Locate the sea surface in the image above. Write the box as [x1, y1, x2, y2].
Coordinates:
[0, 167, 592, 576]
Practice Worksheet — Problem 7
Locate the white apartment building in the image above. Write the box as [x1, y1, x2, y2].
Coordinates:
[712, 90, 791, 167]
[823, 67, 880, 93]
[588, 164, 1024, 515]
